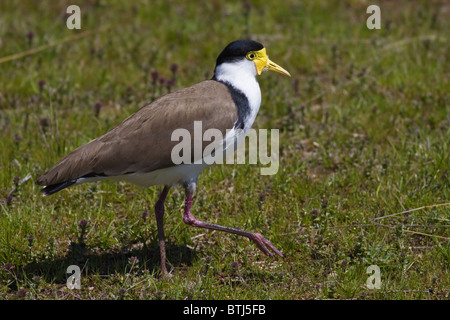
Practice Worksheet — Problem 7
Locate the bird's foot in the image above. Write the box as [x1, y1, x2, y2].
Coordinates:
[249, 233, 284, 258]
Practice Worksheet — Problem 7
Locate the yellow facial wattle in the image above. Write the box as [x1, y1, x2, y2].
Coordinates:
[246, 47, 291, 77]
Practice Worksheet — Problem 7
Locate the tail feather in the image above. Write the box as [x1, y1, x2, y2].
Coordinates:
[40, 180, 77, 196]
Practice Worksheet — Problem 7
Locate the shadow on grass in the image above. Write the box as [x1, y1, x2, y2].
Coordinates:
[16, 241, 194, 288]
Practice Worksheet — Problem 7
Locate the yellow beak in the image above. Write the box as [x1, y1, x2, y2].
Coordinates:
[252, 48, 291, 77]
[265, 58, 291, 77]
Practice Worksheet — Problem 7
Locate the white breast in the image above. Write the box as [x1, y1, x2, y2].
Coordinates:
[214, 59, 262, 132]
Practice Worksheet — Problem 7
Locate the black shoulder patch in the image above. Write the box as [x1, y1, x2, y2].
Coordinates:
[212, 79, 251, 130]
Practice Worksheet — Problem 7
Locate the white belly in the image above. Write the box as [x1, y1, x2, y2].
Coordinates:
[118, 163, 209, 187]
[75, 163, 209, 188]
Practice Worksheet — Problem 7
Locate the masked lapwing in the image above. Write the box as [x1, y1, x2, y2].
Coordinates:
[37, 40, 290, 275]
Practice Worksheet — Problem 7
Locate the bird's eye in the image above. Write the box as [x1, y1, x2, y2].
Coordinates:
[246, 52, 256, 60]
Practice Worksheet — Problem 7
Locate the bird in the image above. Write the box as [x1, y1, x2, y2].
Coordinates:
[37, 39, 291, 276]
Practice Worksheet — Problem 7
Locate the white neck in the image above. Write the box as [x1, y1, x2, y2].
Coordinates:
[214, 59, 262, 131]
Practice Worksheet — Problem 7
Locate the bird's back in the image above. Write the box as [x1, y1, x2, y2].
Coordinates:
[37, 80, 238, 190]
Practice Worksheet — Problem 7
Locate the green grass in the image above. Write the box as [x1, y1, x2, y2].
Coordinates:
[0, 0, 449, 300]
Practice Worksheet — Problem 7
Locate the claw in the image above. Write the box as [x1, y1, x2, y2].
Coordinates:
[251, 233, 284, 258]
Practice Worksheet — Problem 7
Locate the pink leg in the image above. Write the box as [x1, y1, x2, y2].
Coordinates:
[154, 185, 170, 276]
[182, 182, 284, 257]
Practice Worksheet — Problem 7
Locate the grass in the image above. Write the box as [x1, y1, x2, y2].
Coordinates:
[0, 0, 449, 300]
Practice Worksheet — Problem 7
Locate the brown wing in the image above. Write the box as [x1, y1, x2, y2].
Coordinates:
[37, 80, 238, 187]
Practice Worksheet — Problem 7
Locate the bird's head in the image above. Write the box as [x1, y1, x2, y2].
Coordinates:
[214, 40, 291, 80]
